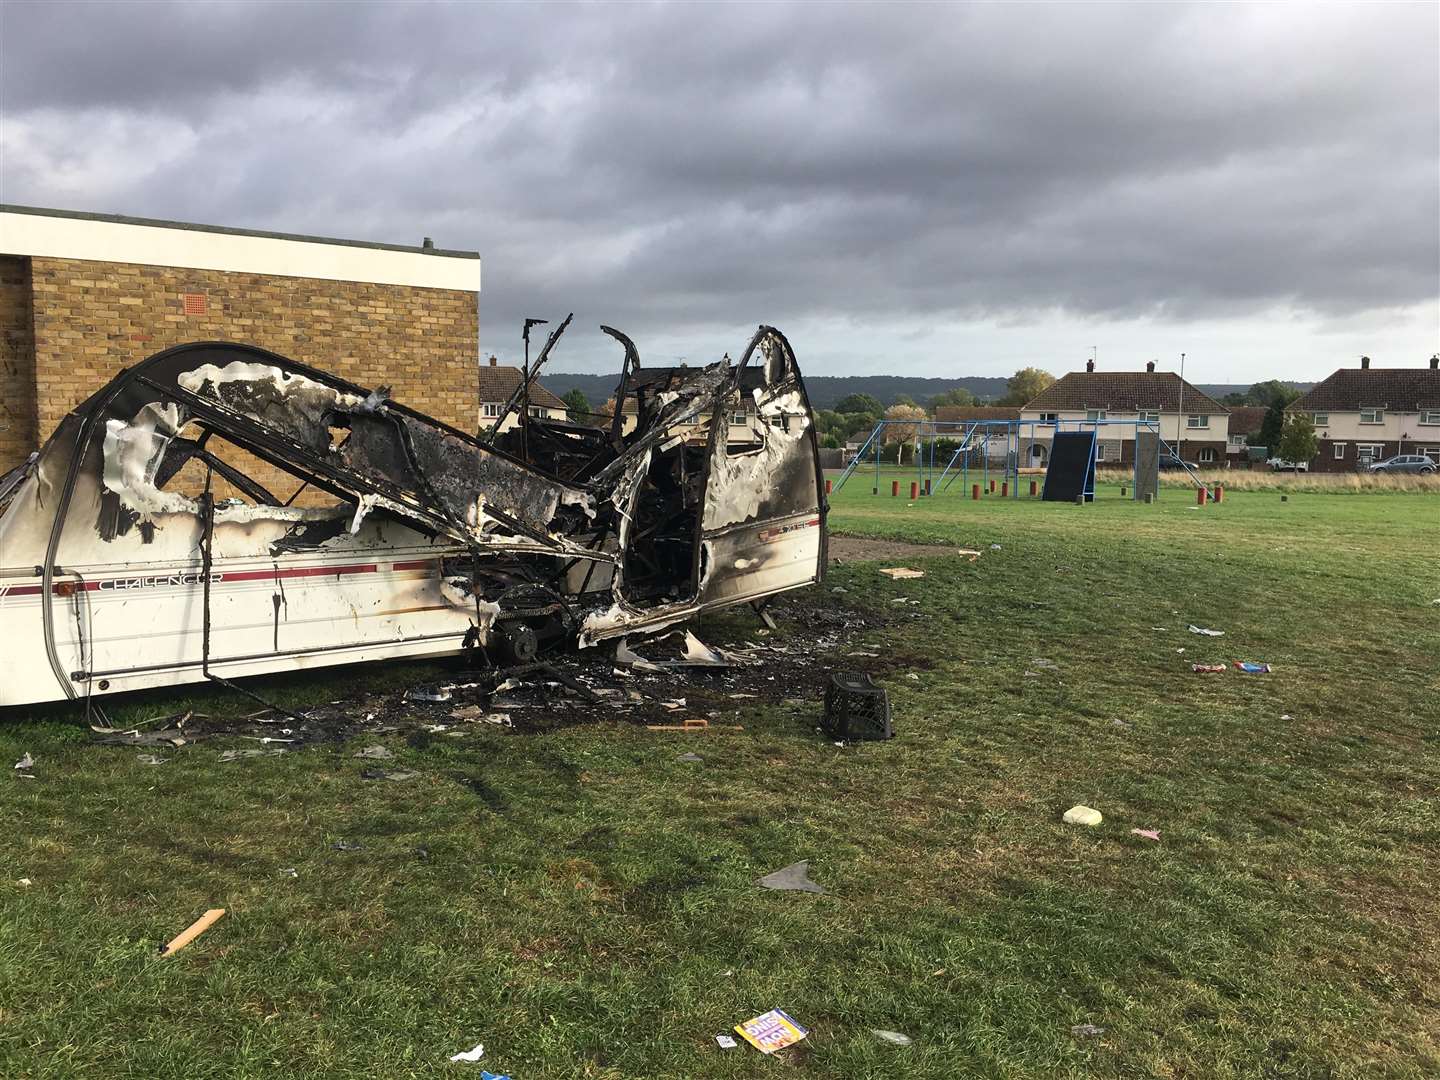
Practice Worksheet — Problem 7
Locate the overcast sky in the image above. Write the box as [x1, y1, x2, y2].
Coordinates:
[2, 1, 1436, 382]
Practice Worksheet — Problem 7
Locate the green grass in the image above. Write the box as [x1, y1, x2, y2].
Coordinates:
[3, 485, 1438, 1078]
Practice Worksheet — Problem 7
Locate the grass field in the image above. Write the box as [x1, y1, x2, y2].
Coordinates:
[3, 485, 1438, 1078]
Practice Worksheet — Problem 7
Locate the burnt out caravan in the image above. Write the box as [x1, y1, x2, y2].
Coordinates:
[0, 323, 826, 708]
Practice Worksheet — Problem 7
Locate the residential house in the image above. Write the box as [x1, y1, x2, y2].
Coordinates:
[1019, 361, 1230, 467]
[1225, 406, 1268, 466]
[1286, 356, 1440, 471]
[478, 355, 568, 432]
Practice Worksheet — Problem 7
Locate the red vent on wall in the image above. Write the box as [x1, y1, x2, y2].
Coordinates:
[182, 292, 207, 315]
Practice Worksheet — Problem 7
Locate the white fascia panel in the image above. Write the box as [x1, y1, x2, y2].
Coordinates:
[0, 211, 480, 292]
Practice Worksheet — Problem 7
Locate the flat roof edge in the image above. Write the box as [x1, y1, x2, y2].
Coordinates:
[0, 204, 479, 260]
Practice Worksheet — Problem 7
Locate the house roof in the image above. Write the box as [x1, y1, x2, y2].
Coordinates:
[1226, 406, 1268, 436]
[1289, 367, 1440, 412]
[477, 364, 567, 410]
[933, 406, 1022, 423]
[1023, 371, 1228, 414]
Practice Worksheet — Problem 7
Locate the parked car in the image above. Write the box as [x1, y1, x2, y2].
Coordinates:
[1158, 453, 1200, 471]
[1369, 454, 1437, 475]
[1267, 457, 1310, 472]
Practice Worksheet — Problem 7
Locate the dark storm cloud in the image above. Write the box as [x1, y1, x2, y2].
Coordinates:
[2, 0, 1436, 371]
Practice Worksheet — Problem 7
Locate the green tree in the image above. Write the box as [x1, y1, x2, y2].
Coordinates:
[890, 393, 918, 408]
[1253, 399, 1287, 452]
[835, 393, 883, 415]
[1221, 391, 1250, 407]
[820, 433, 841, 449]
[562, 388, 592, 422]
[1277, 413, 1318, 468]
[999, 367, 1056, 406]
[1247, 380, 1302, 408]
[928, 387, 977, 411]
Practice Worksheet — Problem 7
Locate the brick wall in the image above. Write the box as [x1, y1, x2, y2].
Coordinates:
[13, 257, 479, 500]
[0, 256, 37, 472]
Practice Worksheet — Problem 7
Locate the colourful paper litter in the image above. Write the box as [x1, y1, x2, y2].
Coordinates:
[735, 1009, 809, 1053]
[715, 1034, 738, 1049]
[448, 1044, 485, 1063]
[1187, 625, 1225, 637]
[1233, 661, 1272, 674]
[1131, 828, 1161, 841]
[1191, 664, 1227, 673]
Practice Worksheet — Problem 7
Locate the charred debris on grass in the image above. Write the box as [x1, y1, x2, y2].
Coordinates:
[91, 585, 918, 753]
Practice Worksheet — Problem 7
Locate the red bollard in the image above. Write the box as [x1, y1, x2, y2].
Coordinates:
[1214, 484, 1224, 503]
[972, 484, 980, 500]
[825, 478, 832, 494]
[924, 479, 931, 495]
[891, 480, 900, 497]
[1197, 487, 1208, 506]
[1001, 481, 1009, 497]
[1029, 480, 1038, 496]
[909, 481, 919, 499]
[989, 479, 996, 493]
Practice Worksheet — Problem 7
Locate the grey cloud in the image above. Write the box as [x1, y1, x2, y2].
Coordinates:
[1, 0, 1435, 374]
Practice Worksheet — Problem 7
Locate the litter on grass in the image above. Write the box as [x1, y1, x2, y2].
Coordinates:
[354, 745, 394, 760]
[878, 567, 925, 579]
[758, 860, 825, 893]
[1191, 664, 1227, 674]
[677, 752, 703, 763]
[1131, 828, 1161, 841]
[714, 1034, 738, 1049]
[136, 753, 166, 765]
[14, 752, 33, 770]
[1063, 805, 1103, 826]
[1071, 1023, 1105, 1038]
[735, 1009, 809, 1053]
[448, 1044, 485, 1063]
[1187, 625, 1225, 637]
[160, 907, 225, 956]
[871, 1029, 914, 1046]
[1233, 661, 1272, 674]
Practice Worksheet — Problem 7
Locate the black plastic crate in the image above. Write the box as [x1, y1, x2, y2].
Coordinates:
[822, 672, 892, 741]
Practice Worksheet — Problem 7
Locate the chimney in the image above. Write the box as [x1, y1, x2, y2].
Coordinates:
[422, 237, 434, 250]
[1146, 360, 1156, 373]
[1431, 354, 1438, 370]
[1360, 356, 1371, 370]
[1086, 359, 1095, 373]
[488, 355, 498, 367]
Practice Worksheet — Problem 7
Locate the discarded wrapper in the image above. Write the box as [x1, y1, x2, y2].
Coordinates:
[1191, 664, 1227, 674]
[715, 1034, 738, 1049]
[1062, 805, 1102, 826]
[735, 1008, 809, 1054]
[1187, 625, 1224, 637]
[1233, 661, 1272, 674]
[448, 1043, 484, 1063]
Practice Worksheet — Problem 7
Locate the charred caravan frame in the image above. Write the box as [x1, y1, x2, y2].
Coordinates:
[0, 323, 826, 709]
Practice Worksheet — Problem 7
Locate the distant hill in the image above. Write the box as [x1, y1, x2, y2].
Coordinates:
[544, 372, 1011, 410]
[541, 374, 1313, 410]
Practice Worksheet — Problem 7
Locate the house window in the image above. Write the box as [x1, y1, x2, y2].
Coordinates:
[1198, 448, 1216, 463]
[1311, 412, 1328, 426]
[1094, 442, 1106, 461]
[1228, 433, 1246, 448]
[1421, 447, 1440, 462]
[481, 403, 502, 418]
[1419, 410, 1440, 425]
[1086, 409, 1106, 422]
[730, 410, 748, 426]
[1137, 410, 1160, 424]
[1038, 412, 1058, 423]
[528, 405, 545, 417]
[1186, 415, 1209, 429]
[1357, 443, 1383, 461]
[1333, 443, 1347, 460]
[1360, 408, 1384, 424]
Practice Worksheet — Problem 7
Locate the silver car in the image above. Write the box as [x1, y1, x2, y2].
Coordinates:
[1369, 454, 1437, 475]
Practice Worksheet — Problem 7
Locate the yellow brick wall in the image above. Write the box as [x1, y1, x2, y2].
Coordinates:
[0, 257, 37, 472]
[13, 256, 479, 503]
